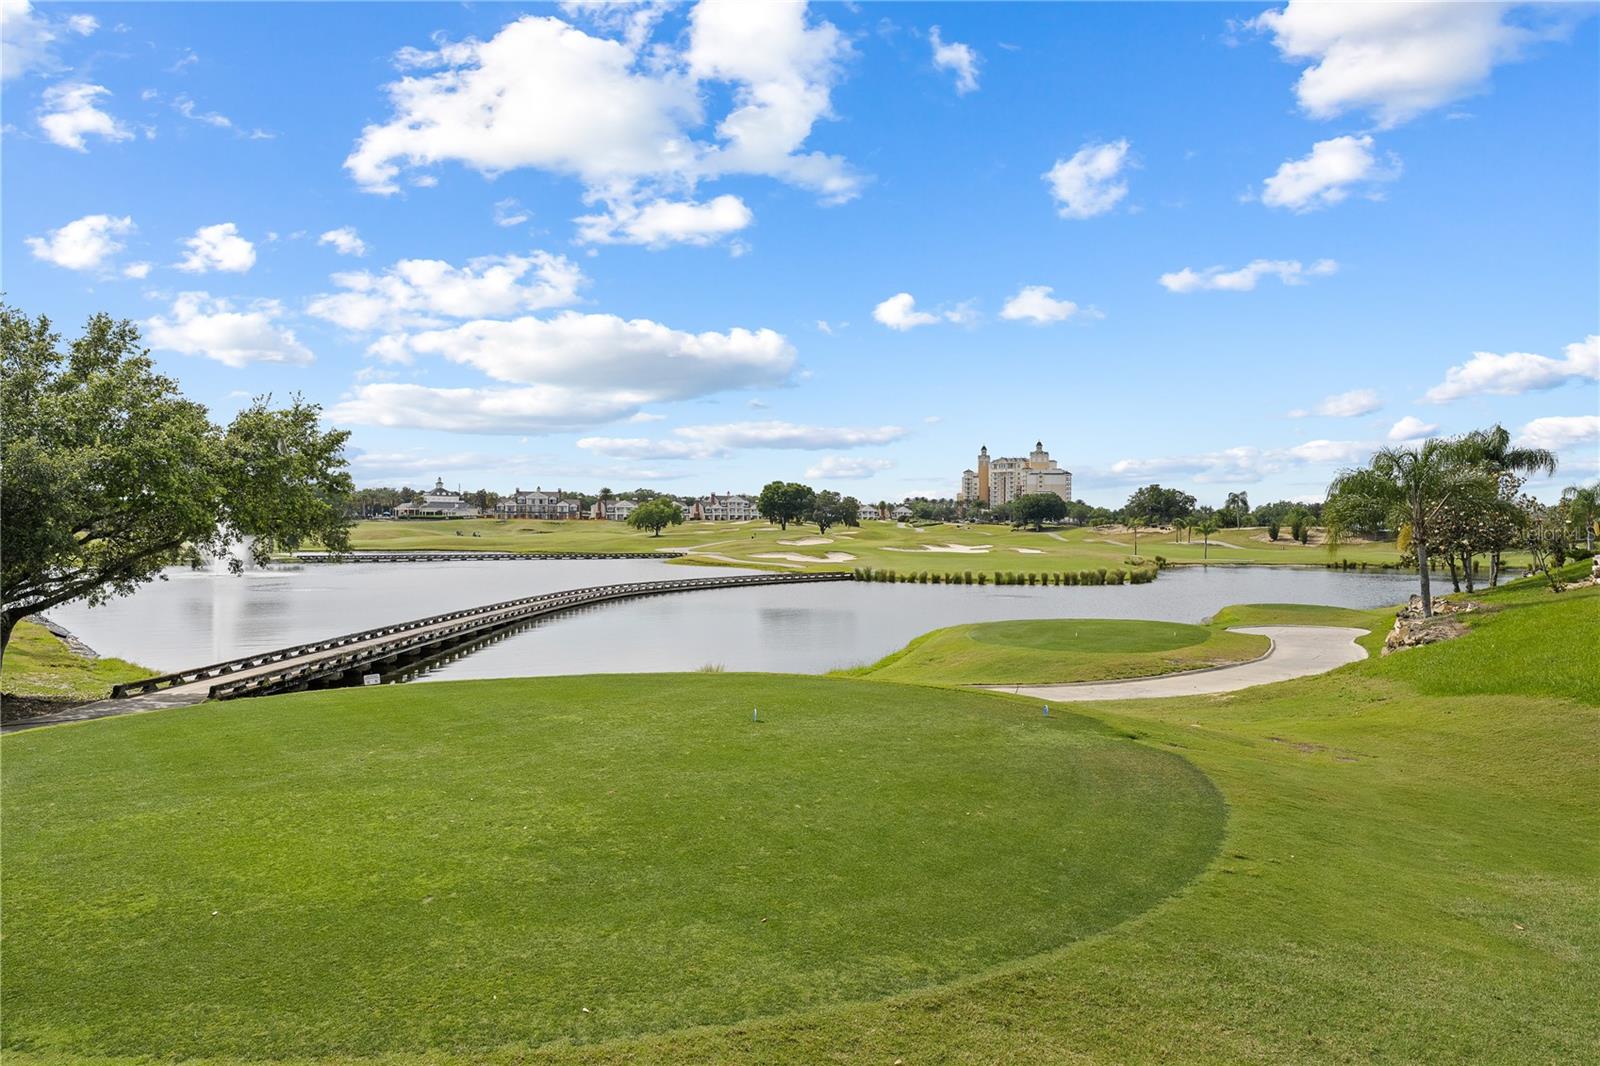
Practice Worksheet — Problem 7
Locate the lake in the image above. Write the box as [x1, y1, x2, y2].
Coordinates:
[47, 559, 1417, 681]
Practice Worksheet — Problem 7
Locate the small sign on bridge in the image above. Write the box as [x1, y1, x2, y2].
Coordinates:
[363, 674, 381, 686]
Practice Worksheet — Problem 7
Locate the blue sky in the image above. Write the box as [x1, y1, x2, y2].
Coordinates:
[5, 0, 1597, 505]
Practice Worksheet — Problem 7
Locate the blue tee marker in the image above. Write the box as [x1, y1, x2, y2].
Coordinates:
[1042, 704, 1050, 717]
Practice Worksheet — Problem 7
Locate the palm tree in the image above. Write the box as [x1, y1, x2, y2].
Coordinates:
[1563, 483, 1599, 552]
[597, 486, 614, 520]
[1225, 491, 1250, 528]
[1464, 424, 1557, 583]
[1194, 517, 1220, 559]
[1172, 517, 1187, 543]
[1326, 437, 1489, 617]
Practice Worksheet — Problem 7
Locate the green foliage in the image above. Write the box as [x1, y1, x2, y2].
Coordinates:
[1123, 484, 1196, 525]
[756, 481, 815, 530]
[0, 620, 155, 702]
[1267, 519, 1281, 541]
[1, 305, 353, 658]
[625, 498, 685, 537]
[1010, 492, 1069, 531]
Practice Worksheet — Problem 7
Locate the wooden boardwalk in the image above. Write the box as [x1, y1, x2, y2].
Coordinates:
[3, 572, 851, 733]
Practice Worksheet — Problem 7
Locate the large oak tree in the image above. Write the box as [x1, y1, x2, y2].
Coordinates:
[1, 306, 354, 661]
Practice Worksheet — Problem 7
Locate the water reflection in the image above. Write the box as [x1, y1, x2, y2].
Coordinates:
[49, 560, 1418, 681]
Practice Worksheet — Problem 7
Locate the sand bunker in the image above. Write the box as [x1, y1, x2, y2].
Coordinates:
[883, 543, 992, 554]
[752, 551, 857, 563]
[1013, 548, 1045, 554]
[778, 537, 833, 546]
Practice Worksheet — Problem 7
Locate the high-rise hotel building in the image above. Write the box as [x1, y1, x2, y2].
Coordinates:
[960, 441, 1072, 506]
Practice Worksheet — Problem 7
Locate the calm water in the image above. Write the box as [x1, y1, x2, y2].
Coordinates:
[48, 560, 1417, 679]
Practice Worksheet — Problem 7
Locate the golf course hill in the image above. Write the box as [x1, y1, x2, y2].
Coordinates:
[1, 567, 1595, 1064]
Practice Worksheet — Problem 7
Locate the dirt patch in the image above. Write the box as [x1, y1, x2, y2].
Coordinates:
[1, 694, 87, 725]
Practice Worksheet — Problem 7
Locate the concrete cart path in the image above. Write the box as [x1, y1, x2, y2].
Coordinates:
[983, 625, 1370, 702]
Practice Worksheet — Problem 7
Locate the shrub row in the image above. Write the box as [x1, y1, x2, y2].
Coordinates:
[850, 566, 1158, 586]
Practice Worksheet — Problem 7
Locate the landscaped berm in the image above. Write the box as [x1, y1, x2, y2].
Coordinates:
[2, 568, 1596, 1064]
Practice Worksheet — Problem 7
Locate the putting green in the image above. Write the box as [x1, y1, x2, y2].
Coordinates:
[970, 618, 1210, 653]
[1, 673, 1223, 1060]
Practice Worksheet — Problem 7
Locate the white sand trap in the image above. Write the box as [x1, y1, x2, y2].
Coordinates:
[1200, 539, 1245, 550]
[883, 543, 992, 554]
[1013, 547, 1045, 554]
[752, 551, 856, 563]
[691, 551, 805, 570]
[778, 537, 833, 546]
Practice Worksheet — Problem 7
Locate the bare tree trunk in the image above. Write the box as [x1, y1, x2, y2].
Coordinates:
[0, 609, 16, 669]
[1445, 553, 1461, 592]
[1462, 552, 1476, 593]
[1490, 550, 1501, 587]
[1414, 504, 1433, 617]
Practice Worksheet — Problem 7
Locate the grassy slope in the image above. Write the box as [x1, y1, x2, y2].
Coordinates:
[1, 675, 1221, 1063]
[342, 518, 1434, 576]
[0, 619, 156, 702]
[5, 574, 1594, 1064]
[842, 617, 1272, 686]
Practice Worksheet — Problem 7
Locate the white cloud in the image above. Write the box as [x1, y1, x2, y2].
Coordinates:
[332, 383, 639, 435]
[1043, 139, 1131, 220]
[392, 313, 796, 401]
[1387, 415, 1439, 441]
[1423, 335, 1599, 403]
[345, 3, 859, 238]
[122, 260, 152, 279]
[1161, 258, 1338, 293]
[172, 93, 231, 128]
[176, 222, 256, 273]
[350, 449, 509, 479]
[575, 194, 753, 247]
[1287, 387, 1380, 419]
[3, 1, 96, 80]
[37, 82, 131, 150]
[873, 291, 972, 331]
[308, 251, 587, 332]
[493, 198, 530, 227]
[807, 455, 895, 479]
[145, 292, 313, 368]
[318, 226, 368, 257]
[1249, 1, 1579, 128]
[1261, 135, 1400, 212]
[579, 420, 906, 460]
[1107, 437, 1368, 484]
[929, 25, 979, 94]
[25, 213, 133, 271]
[1000, 285, 1082, 324]
[1513, 415, 1600, 452]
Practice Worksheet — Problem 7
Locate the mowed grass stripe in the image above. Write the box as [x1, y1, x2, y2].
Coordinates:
[1, 674, 1223, 1060]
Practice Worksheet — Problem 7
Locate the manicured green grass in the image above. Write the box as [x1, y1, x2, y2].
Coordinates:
[4, 572, 1594, 1064]
[842, 617, 1271, 686]
[1, 674, 1222, 1062]
[0, 619, 155, 702]
[341, 517, 1436, 578]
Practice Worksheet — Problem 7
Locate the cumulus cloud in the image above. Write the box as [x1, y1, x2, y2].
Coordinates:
[872, 291, 972, 331]
[1387, 415, 1439, 441]
[332, 383, 639, 435]
[1043, 139, 1131, 219]
[807, 455, 895, 479]
[929, 25, 979, 94]
[999, 285, 1084, 324]
[145, 292, 313, 367]
[392, 313, 796, 399]
[575, 194, 753, 247]
[344, 3, 859, 242]
[1261, 135, 1400, 212]
[121, 260, 152, 279]
[308, 251, 586, 332]
[579, 420, 906, 460]
[1423, 335, 1599, 403]
[1161, 258, 1337, 293]
[25, 213, 133, 271]
[1513, 415, 1599, 452]
[1287, 387, 1380, 419]
[318, 226, 368, 257]
[1249, 1, 1580, 128]
[1107, 438, 1368, 484]
[37, 82, 131, 150]
[3, 0, 97, 81]
[176, 222, 256, 273]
